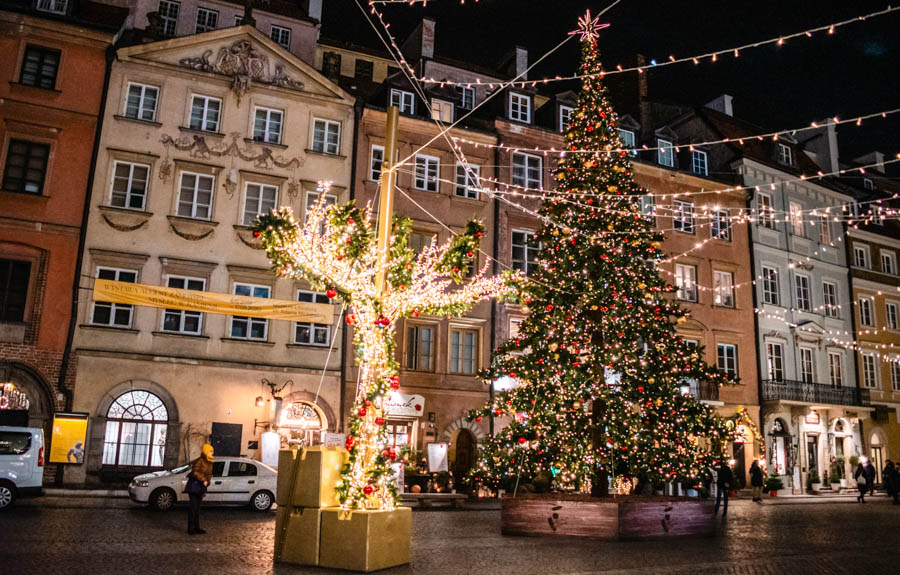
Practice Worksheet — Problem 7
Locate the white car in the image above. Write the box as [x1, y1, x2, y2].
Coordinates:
[129, 457, 277, 512]
[0, 426, 45, 510]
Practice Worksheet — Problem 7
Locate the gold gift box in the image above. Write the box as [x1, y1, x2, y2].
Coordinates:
[318, 507, 412, 572]
[274, 506, 322, 566]
[276, 446, 347, 508]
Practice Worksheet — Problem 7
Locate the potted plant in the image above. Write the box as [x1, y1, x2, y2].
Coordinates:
[808, 469, 822, 493]
[829, 468, 841, 489]
[835, 456, 847, 488]
[765, 476, 784, 497]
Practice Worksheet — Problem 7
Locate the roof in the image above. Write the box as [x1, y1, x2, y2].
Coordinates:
[223, 0, 317, 24]
[0, 0, 128, 33]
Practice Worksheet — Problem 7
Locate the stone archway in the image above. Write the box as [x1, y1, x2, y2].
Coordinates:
[441, 415, 486, 442]
[280, 391, 337, 432]
[0, 361, 54, 429]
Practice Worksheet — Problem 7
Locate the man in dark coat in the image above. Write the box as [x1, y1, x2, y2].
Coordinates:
[714, 460, 734, 516]
[864, 459, 877, 496]
[884, 460, 899, 505]
[749, 460, 764, 502]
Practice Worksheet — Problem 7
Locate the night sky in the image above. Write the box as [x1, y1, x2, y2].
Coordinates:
[322, 0, 899, 170]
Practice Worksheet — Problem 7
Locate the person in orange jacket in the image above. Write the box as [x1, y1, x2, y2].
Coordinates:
[186, 443, 214, 534]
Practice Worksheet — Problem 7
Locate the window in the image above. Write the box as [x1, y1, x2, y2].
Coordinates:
[762, 266, 779, 305]
[675, 264, 697, 302]
[242, 183, 277, 226]
[91, 268, 137, 327]
[863, 178, 875, 191]
[354, 59, 373, 80]
[195, 7, 217, 32]
[19, 45, 60, 89]
[881, 251, 897, 275]
[862, 354, 879, 389]
[230, 283, 270, 340]
[234, 16, 243, 25]
[253, 107, 283, 144]
[854, 244, 870, 269]
[102, 390, 168, 468]
[828, 352, 843, 388]
[455, 163, 479, 199]
[511, 230, 539, 276]
[508, 93, 531, 123]
[385, 420, 411, 448]
[778, 143, 792, 166]
[228, 461, 257, 477]
[270, 25, 291, 49]
[414, 154, 439, 192]
[369, 145, 384, 181]
[799, 347, 815, 383]
[0, 431, 31, 455]
[823, 281, 839, 318]
[657, 138, 674, 167]
[430, 99, 453, 123]
[189, 95, 221, 132]
[125, 83, 159, 121]
[814, 218, 830, 247]
[512, 153, 542, 189]
[717, 344, 738, 378]
[886, 302, 899, 331]
[36, 0, 68, 14]
[390, 89, 414, 115]
[766, 342, 784, 381]
[691, 150, 708, 176]
[892, 360, 900, 391]
[405, 325, 434, 371]
[312, 119, 340, 155]
[858, 296, 874, 327]
[0, 259, 30, 322]
[110, 161, 149, 210]
[711, 210, 730, 241]
[672, 200, 694, 234]
[409, 231, 436, 254]
[2, 139, 50, 195]
[713, 271, 734, 307]
[176, 172, 214, 219]
[789, 202, 804, 237]
[618, 129, 636, 155]
[158, 0, 180, 36]
[304, 190, 337, 222]
[295, 291, 331, 345]
[559, 105, 573, 132]
[758, 192, 775, 229]
[457, 86, 474, 109]
[450, 328, 478, 374]
[795, 274, 811, 311]
[162, 276, 204, 334]
[640, 195, 655, 223]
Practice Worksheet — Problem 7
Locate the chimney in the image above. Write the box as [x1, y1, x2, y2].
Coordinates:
[853, 151, 885, 173]
[498, 46, 529, 80]
[803, 118, 840, 174]
[705, 94, 733, 117]
[400, 18, 436, 63]
[307, 0, 323, 21]
[321, 51, 341, 83]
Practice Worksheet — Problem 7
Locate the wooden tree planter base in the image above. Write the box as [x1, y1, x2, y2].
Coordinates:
[501, 495, 715, 540]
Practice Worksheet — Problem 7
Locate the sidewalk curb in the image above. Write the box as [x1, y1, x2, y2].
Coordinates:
[42, 488, 129, 498]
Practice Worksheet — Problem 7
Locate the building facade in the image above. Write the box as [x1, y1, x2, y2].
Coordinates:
[66, 25, 354, 485]
[0, 0, 127, 482]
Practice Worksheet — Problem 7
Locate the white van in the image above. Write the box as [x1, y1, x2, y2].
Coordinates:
[0, 426, 45, 509]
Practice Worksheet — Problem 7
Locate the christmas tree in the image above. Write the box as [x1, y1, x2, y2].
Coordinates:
[470, 15, 734, 495]
[255, 185, 513, 509]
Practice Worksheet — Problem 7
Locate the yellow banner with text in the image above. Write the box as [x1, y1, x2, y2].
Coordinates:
[92, 279, 334, 324]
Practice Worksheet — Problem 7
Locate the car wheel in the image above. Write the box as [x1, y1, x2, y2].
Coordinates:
[150, 487, 176, 511]
[251, 490, 273, 512]
[0, 481, 15, 510]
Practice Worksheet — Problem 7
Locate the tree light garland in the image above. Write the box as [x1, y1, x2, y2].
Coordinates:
[254, 183, 516, 509]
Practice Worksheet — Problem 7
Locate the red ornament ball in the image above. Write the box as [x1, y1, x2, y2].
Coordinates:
[518, 437, 527, 444]
[475, 416, 483, 422]
[326, 287, 338, 299]
[357, 407, 367, 417]
[375, 417, 385, 426]
[363, 484, 374, 496]
[345, 314, 355, 325]
[345, 436, 355, 450]
[252, 230, 261, 238]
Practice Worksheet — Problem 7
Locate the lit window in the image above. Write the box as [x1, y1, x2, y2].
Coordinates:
[157, 0, 180, 37]
[790, 202, 804, 237]
[242, 183, 277, 226]
[675, 264, 697, 302]
[430, 99, 453, 123]
[717, 344, 738, 378]
[509, 93, 531, 123]
[162, 276, 205, 334]
[390, 89, 415, 115]
[312, 119, 341, 155]
[189, 95, 221, 132]
[110, 161, 150, 210]
[253, 107, 283, 144]
[512, 153, 541, 189]
[414, 155, 440, 192]
[511, 230, 539, 275]
[450, 328, 478, 374]
[270, 25, 291, 49]
[657, 138, 674, 167]
[195, 7, 218, 33]
[176, 172, 214, 220]
[455, 163, 479, 199]
[559, 105, 574, 132]
[762, 266, 779, 306]
[713, 271, 734, 307]
[295, 291, 331, 346]
[230, 283, 270, 340]
[691, 150, 708, 176]
[102, 390, 168, 468]
[92, 268, 138, 327]
[673, 200, 694, 234]
[125, 83, 159, 122]
[19, 45, 60, 89]
[405, 325, 434, 371]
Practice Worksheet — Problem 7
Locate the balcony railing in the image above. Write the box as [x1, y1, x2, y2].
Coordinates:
[686, 379, 719, 402]
[761, 379, 870, 407]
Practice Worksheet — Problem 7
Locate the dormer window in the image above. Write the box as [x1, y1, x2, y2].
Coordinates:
[559, 105, 574, 132]
[863, 178, 874, 191]
[657, 139, 674, 167]
[36, 0, 67, 14]
[509, 93, 531, 123]
[618, 129, 636, 155]
[457, 86, 475, 109]
[691, 150, 708, 176]
[390, 89, 415, 115]
[778, 143, 793, 166]
[431, 99, 453, 123]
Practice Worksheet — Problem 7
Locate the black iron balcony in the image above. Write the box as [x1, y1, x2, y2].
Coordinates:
[685, 379, 719, 402]
[761, 379, 870, 407]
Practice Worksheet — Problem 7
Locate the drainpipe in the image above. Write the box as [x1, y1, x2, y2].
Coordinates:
[745, 173, 764, 463]
[841, 208, 862, 454]
[488, 142, 501, 436]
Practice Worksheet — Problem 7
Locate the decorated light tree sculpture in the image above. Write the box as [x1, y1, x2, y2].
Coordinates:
[255, 184, 514, 510]
[469, 13, 734, 495]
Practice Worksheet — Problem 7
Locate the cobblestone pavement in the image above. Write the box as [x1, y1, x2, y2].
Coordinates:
[2, 497, 899, 575]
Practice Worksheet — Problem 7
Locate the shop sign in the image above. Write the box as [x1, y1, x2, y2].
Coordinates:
[49, 413, 89, 464]
[323, 432, 345, 447]
[384, 393, 425, 417]
[0, 382, 30, 411]
[280, 401, 324, 429]
[427, 442, 449, 473]
[805, 411, 820, 425]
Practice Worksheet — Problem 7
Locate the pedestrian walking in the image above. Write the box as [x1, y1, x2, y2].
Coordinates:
[854, 462, 868, 503]
[749, 460, 763, 502]
[864, 459, 877, 496]
[185, 443, 214, 534]
[884, 460, 899, 505]
[713, 460, 733, 516]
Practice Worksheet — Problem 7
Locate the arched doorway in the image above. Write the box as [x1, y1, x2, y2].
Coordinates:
[769, 417, 791, 477]
[276, 398, 328, 448]
[0, 361, 53, 429]
[451, 429, 476, 492]
[870, 433, 885, 487]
